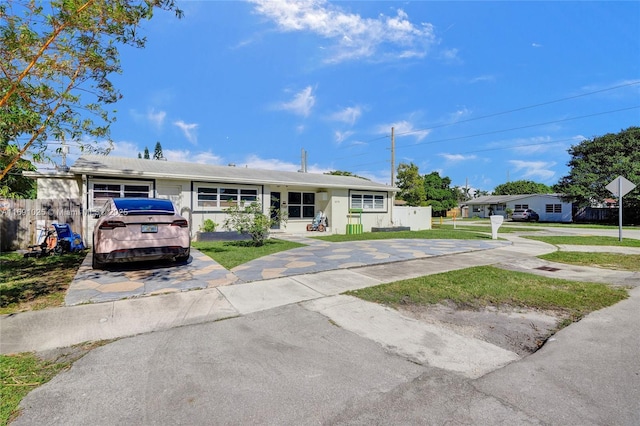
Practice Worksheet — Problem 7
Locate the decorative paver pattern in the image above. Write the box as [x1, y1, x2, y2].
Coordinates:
[65, 238, 511, 305]
[65, 248, 237, 306]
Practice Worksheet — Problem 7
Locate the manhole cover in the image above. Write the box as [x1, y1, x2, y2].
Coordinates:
[535, 266, 561, 272]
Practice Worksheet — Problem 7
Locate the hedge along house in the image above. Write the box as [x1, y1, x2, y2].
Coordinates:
[29, 155, 399, 243]
[464, 194, 573, 222]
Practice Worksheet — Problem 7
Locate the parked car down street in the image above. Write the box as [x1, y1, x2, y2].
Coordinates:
[92, 198, 190, 269]
[511, 209, 540, 222]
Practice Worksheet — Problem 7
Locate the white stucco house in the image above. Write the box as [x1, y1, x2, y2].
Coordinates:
[464, 194, 573, 222]
[28, 155, 402, 242]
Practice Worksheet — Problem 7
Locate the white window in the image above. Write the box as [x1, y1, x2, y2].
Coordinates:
[350, 192, 385, 211]
[546, 204, 562, 213]
[195, 185, 259, 210]
[514, 204, 529, 210]
[91, 181, 151, 209]
[288, 192, 315, 218]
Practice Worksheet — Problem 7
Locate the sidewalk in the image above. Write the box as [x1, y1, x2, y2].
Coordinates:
[2, 234, 636, 356]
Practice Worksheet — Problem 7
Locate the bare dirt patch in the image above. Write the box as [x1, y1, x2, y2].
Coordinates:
[397, 301, 568, 356]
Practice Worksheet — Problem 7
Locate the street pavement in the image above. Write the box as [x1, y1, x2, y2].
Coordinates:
[2, 228, 640, 425]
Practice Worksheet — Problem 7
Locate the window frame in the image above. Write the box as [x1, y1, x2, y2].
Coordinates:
[350, 191, 386, 212]
[90, 180, 153, 210]
[193, 183, 260, 211]
[287, 191, 316, 219]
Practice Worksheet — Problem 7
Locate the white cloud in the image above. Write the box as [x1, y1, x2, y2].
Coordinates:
[532, 42, 542, 48]
[163, 150, 223, 165]
[334, 130, 354, 144]
[329, 105, 362, 125]
[509, 160, 556, 181]
[147, 109, 166, 130]
[439, 153, 477, 162]
[173, 120, 199, 144]
[277, 86, 316, 117]
[250, 0, 436, 63]
[376, 120, 430, 141]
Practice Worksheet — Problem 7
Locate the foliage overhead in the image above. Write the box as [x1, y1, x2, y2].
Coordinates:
[493, 180, 553, 195]
[0, 0, 183, 181]
[554, 127, 640, 210]
[0, 139, 36, 198]
[324, 170, 370, 180]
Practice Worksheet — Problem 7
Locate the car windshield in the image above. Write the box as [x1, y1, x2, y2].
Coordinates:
[113, 198, 175, 215]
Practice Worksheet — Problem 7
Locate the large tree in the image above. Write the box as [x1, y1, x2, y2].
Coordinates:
[555, 127, 640, 210]
[423, 171, 458, 216]
[395, 162, 425, 206]
[0, 0, 183, 181]
[0, 138, 36, 198]
[494, 180, 553, 195]
[153, 141, 164, 160]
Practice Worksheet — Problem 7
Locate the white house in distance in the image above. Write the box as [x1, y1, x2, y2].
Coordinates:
[464, 194, 573, 222]
[30, 155, 404, 241]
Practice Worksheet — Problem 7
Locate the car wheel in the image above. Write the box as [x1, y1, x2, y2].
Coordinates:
[92, 253, 103, 270]
[175, 249, 191, 263]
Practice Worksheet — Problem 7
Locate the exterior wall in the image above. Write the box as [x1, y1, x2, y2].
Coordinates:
[392, 206, 432, 230]
[37, 176, 81, 199]
[506, 195, 572, 222]
[50, 173, 395, 242]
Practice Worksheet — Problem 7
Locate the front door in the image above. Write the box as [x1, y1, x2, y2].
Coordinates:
[270, 192, 281, 229]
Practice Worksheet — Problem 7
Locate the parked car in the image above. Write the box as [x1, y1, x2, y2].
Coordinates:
[92, 198, 190, 269]
[511, 208, 539, 222]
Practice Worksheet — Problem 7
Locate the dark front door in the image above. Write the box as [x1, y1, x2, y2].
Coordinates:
[270, 192, 281, 229]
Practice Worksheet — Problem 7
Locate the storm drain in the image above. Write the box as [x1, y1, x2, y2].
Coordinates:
[535, 266, 561, 272]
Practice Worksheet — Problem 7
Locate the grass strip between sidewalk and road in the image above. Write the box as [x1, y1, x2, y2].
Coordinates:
[523, 235, 640, 247]
[0, 353, 69, 425]
[345, 265, 628, 322]
[539, 252, 640, 272]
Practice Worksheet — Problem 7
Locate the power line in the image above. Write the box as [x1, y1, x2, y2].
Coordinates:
[394, 80, 640, 138]
[395, 105, 640, 150]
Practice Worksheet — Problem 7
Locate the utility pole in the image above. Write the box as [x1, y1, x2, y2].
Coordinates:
[390, 127, 395, 225]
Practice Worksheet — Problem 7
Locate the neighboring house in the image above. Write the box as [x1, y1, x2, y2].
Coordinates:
[464, 194, 573, 222]
[27, 155, 400, 242]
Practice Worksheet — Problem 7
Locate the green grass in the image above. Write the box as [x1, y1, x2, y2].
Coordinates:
[540, 252, 640, 272]
[0, 353, 69, 424]
[0, 251, 87, 315]
[434, 224, 541, 233]
[346, 265, 628, 321]
[192, 238, 305, 269]
[314, 228, 491, 242]
[524, 235, 640, 247]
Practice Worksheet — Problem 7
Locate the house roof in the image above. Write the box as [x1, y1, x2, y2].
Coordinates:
[69, 155, 398, 192]
[465, 194, 565, 205]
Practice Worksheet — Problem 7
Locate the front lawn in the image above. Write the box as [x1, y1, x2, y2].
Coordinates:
[192, 238, 305, 269]
[314, 228, 491, 242]
[0, 252, 87, 315]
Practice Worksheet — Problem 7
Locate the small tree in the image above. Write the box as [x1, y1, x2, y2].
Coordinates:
[223, 202, 286, 247]
[143, 146, 150, 159]
[153, 141, 164, 160]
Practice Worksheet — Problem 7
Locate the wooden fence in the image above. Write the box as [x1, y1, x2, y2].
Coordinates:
[0, 198, 84, 251]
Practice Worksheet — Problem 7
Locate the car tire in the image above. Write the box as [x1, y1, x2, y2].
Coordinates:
[175, 249, 191, 263]
[92, 253, 103, 270]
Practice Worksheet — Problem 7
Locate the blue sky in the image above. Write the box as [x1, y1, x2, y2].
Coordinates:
[61, 1, 640, 193]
